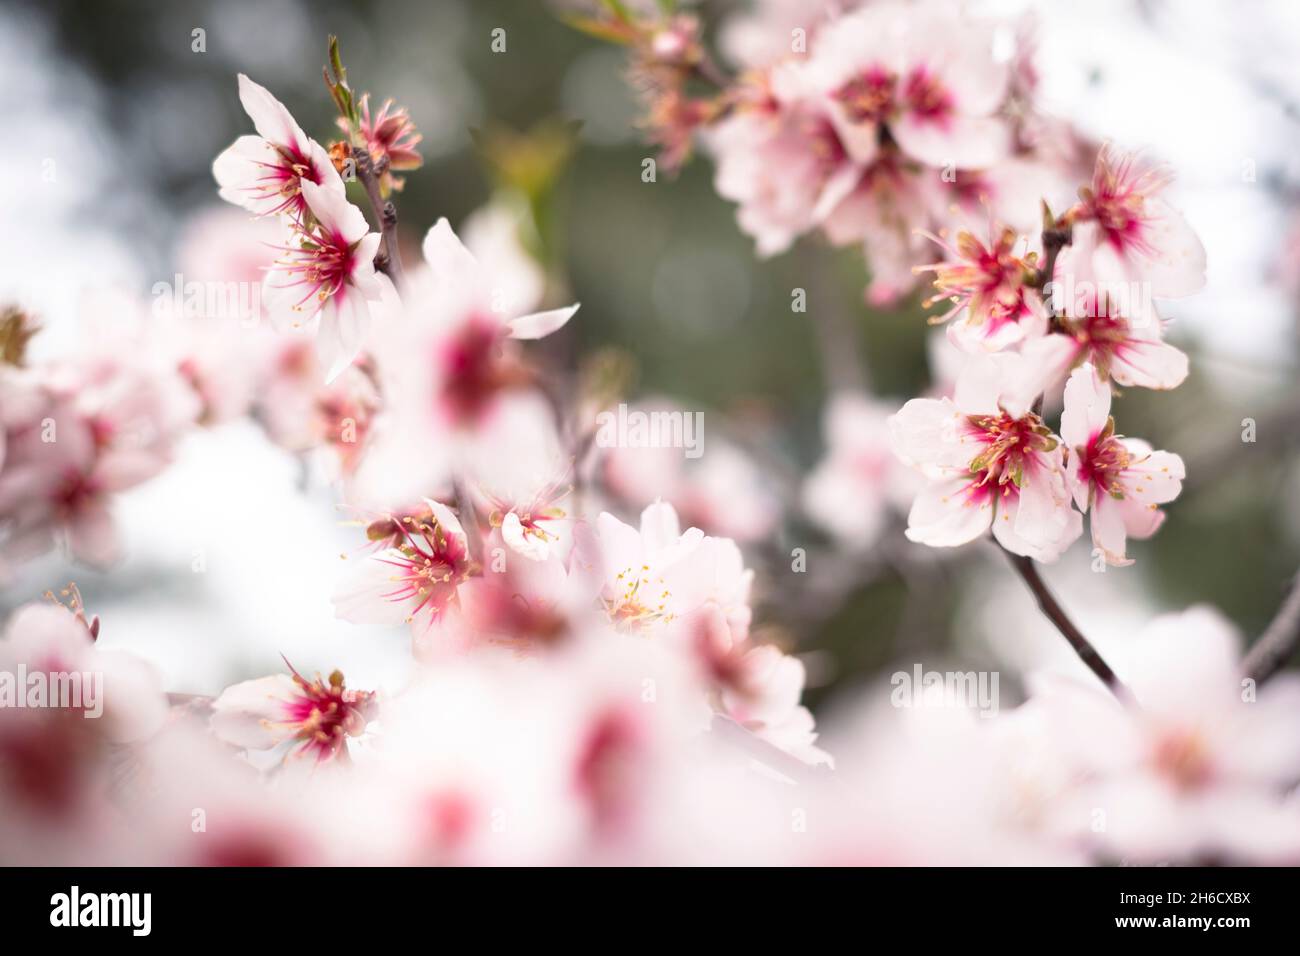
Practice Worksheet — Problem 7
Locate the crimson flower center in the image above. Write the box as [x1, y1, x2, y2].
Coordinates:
[902, 67, 954, 123]
[966, 412, 1055, 487]
[833, 66, 897, 124]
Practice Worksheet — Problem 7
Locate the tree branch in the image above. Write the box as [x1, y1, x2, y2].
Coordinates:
[1036, 223, 1072, 305]
[1243, 570, 1300, 683]
[354, 151, 403, 286]
[1004, 550, 1134, 703]
[454, 477, 484, 568]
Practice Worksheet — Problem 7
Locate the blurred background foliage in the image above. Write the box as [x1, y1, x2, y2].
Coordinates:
[9, 0, 1300, 704]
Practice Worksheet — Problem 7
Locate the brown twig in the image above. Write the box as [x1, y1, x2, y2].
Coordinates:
[453, 477, 484, 568]
[1004, 550, 1134, 703]
[1030, 220, 1073, 414]
[354, 151, 403, 286]
[801, 244, 868, 393]
[1036, 223, 1073, 305]
[1243, 570, 1300, 683]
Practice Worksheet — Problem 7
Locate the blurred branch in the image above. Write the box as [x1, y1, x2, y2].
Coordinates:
[325, 36, 403, 285]
[1004, 550, 1134, 703]
[1031, 216, 1073, 416]
[1179, 392, 1300, 495]
[355, 150, 404, 285]
[809, 303, 867, 393]
[802, 245, 868, 393]
[1243, 570, 1300, 683]
[454, 477, 484, 567]
[1037, 219, 1073, 310]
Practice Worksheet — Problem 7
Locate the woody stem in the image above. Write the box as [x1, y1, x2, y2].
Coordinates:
[354, 151, 403, 286]
[1004, 550, 1135, 703]
[1031, 222, 1072, 416]
[1242, 569, 1300, 683]
[454, 477, 484, 567]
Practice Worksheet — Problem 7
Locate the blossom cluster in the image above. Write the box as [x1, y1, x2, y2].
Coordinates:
[2, 38, 837, 864]
[576, 0, 1199, 565]
[0, 304, 198, 574]
[5, 587, 1299, 866]
[889, 138, 1199, 567]
[1, 6, 1296, 870]
[596, 0, 1088, 304]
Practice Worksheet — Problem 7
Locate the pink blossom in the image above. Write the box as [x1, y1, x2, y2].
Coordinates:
[128, 724, 333, 866]
[464, 395, 573, 562]
[211, 661, 377, 764]
[1019, 284, 1190, 392]
[592, 502, 752, 637]
[712, 629, 832, 766]
[370, 219, 577, 432]
[352, 221, 577, 507]
[449, 550, 599, 652]
[802, 391, 910, 547]
[1, 598, 166, 743]
[262, 178, 386, 382]
[915, 220, 1048, 353]
[168, 321, 261, 426]
[806, 3, 1010, 170]
[890, 353, 1081, 561]
[1028, 608, 1300, 863]
[1059, 142, 1206, 300]
[816, 149, 939, 305]
[254, 338, 380, 477]
[705, 65, 860, 257]
[1059, 365, 1184, 566]
[0, 597, 167, 864]
[600, 399, 780, 543]
[213, 74, 344, 220]
[332, 498, 473, 648]
[0, 330, 197, 567]
[343, 94, 423, 194]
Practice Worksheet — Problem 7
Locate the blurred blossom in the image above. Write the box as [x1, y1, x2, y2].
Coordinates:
[803, 391, 913, 547]
[601, 397, 781, 543]
[1025, 607, 1300, 864]
[3, 0, 1298, 870]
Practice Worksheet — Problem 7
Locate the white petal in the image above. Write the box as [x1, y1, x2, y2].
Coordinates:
[904, 477, 994, 547]
[639, 500, 683, 552]
[426, 497, 468, 546]
[1110, 337, 1189, 390]
[501, 511, 550, 561]
[1121, 446, 1184, 507]
[888, 397, 969, 473]
[1137, 199, 1207, 298]
[333, 552, 419, 626]
[261, 265, 316, 330]
[301, 178, 370, 244]
[596, 511, 644, 582]
[892, 112, 1009, 170]
[1089, 494, 1133, 566]
[507, 304, 579, 340]
[237, 74, 307, 151]
[317, 292, 370, 384]
[212, 135, 280, 214]
[811, 161, 865, 222]
[1060, 363, 1110, 450]
[210, 674, 298, 750]
[421, 218, 483, 293]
